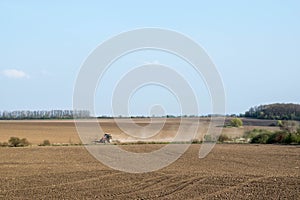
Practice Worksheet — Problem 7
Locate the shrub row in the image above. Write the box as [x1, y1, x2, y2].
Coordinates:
[0, 137, 30, 147]
[246, 129, 300, 144]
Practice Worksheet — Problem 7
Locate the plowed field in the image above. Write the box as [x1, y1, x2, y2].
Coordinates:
[0, 144, 299, 199]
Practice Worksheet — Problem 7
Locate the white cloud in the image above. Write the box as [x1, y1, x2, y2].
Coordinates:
[1, 69, 30, 79]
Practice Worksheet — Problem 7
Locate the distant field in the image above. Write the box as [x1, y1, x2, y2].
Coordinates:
[0, 118, 280, 145]
[0, 144, 299, 199]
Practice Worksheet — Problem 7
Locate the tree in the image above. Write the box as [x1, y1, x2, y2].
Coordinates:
[8, 137, 30, 147]
[230, 118, 243, 127]
[244, 103, 300, 120]
[0, 110, 91, 120]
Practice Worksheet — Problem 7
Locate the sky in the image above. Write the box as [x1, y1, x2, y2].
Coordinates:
[0, 1, 300, 116]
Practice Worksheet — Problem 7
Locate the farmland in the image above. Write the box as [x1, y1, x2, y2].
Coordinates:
[0, 118, 280, 145]
[0, 144, 299, 199]
[0, 119, 299, 199]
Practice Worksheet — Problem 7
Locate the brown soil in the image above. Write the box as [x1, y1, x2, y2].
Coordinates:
[0, 118, 280, 145]
[0, 144, 299, 199]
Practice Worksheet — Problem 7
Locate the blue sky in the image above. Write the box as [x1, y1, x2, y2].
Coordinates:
[0, 1, 299, 116]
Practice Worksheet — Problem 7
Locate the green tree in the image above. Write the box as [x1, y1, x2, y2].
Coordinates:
[230, 118, 243, 127]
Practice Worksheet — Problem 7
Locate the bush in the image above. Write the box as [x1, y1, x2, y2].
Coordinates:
[8, 137, 30, 147]
[218, 134, 229, 142]
[286, 132, 300, 144]
[40, 139, 51, 146]
[283, 133, 299, 144]
[266, 131, 288, 144]
[249, 130, 300, 144]
[0, 142, 8, 147]
[191, 139, 201, 144]
[244, 129, 272, 139]
[20, 138, 29, 146]
[136, 141, 147, 145]
[230, 118, 243, 127]
[251, 133, 271, 144]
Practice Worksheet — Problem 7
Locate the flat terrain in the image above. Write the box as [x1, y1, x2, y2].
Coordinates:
[0, 144, 299, 199]
[0, 118, 280, 145]
[0, 119, 296, 199]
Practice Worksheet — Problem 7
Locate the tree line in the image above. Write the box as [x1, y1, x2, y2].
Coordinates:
[243, 103, 300, 121]
[0, 110, 90, 120]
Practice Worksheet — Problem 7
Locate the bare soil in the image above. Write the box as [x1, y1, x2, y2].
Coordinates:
[0, 119, 297, 199]
[0, 118, 280, 145]
[0, 144, 299, 199]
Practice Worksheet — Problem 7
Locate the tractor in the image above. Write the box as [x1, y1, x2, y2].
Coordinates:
[95, 133, 112, 143]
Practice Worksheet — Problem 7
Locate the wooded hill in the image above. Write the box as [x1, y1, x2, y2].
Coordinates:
[244, 103, 300, 121]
